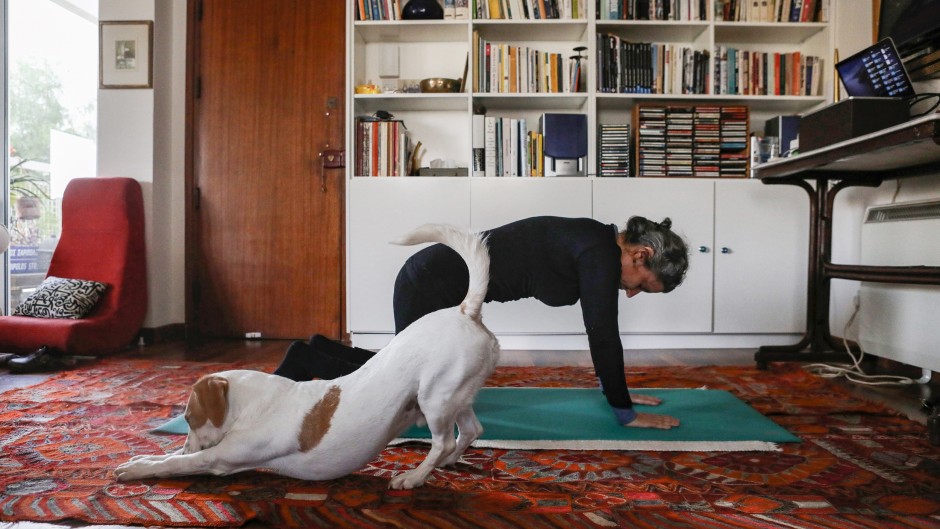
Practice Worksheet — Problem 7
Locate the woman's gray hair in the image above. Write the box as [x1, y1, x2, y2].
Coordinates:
[622, 216, 689, 293]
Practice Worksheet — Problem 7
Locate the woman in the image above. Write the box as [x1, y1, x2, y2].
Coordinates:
[276, 215, 688, 429]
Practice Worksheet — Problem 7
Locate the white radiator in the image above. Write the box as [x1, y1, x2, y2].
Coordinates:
[858, 199, 940, 372]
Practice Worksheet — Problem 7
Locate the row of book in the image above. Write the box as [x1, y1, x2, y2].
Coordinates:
[597, 35, 710, 94]
[473, 32, 585, 93]
[636, 105, 749, 178]
[474, 0, 586, 19]
[355, 0, 405, 20]
[715, 0, 829, 22]
[714, 47, 824, 96]
[472, 114, 546, 177]
[354, 118, 413, 177]
[598, 0, 708, 21]
[356, 0, 826, 22]
[597, 123, 632, 177]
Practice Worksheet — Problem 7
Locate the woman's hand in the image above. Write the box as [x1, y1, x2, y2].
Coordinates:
[625, 412, 680, 430]
[630, 393, 662, 406]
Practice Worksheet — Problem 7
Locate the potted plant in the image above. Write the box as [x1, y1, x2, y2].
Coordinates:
[9, 150, 49, 220]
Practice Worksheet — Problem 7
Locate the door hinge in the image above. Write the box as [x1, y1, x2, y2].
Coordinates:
[194, 186, 201, 210]
[195, 76, 202, 99]
[196, 0, 204, 21]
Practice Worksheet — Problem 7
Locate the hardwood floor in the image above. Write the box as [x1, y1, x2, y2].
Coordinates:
[0, 339, 934, 529]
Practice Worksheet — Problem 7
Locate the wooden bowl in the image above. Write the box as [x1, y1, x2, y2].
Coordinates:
[420, 77, 460, 93]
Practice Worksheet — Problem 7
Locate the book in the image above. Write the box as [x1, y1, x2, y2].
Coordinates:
[799, 0, 814, 21]
[455, 0, 470, 18]
[509, 118, 519, 176]
[472, 114, 485, 176]
[501, 117, 511, 176]
[484, 116, 498, 176]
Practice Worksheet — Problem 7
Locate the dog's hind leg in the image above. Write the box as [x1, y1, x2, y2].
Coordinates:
[442, 406, 482, 467]
[388, 413, 457, 490]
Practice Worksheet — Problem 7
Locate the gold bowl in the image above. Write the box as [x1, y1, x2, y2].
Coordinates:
[420, 77, 461, 93]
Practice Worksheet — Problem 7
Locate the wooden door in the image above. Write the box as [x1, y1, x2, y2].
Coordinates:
[187, 0, 345, 339]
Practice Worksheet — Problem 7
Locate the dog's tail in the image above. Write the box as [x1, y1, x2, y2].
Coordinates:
[392, 224, 489, 320]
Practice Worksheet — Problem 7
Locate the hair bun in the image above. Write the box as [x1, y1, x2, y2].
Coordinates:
[659, 218, 672, 230]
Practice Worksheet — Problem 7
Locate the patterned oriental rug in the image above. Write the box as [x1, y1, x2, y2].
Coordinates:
[1, 359, 938, 529]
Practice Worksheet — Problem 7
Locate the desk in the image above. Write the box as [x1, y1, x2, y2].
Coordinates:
[753, 113, 940, 369]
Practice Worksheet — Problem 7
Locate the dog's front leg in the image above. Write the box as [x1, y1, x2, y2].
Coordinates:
[114, 444, 256, 482]
[389, 416, 457, 490]
[124, 450, 183, 465]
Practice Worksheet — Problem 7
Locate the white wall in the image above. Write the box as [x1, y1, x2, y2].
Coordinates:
[98, 0, 186, 328]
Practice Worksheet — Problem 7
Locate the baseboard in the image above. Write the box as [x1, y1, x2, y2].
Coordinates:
[350, 332, 805, 351]
[138, 323, 187, 345]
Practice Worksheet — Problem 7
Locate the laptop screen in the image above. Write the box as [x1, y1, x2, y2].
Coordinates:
[836, 38, 917, 98]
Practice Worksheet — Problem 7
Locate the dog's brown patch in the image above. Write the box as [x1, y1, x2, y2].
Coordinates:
[185, 375, 229, 429]
[298, 385, 342, 452]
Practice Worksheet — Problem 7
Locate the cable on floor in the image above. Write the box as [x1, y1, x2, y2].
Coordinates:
[803, 298, 919, 387]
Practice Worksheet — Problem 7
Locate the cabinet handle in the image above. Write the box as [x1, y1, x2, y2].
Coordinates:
[698, 246, 709, 253]
[720, 247, 732, 254]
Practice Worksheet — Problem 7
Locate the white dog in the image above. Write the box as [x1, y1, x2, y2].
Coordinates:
[114, 224, 499, 490]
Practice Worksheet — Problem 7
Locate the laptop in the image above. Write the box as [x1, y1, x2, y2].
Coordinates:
[836, 37, 917, 98]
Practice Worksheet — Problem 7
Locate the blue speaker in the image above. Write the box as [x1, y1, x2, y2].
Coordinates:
[540, 113, 588, 176]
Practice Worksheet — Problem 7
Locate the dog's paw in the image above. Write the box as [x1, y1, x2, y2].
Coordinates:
[441, 453, 463, 467]
[113, 461, 154, 482]
[388, 471, 427, 490]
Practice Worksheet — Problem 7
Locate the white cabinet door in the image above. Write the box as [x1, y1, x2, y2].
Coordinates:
[593, 178, 715, 333]
[348, 178, 471, 333]
[713, 180, 808, 333]
[469, 178, 593, 333]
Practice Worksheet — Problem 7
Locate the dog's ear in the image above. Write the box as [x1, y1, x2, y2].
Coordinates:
[186, 375, 229, 429]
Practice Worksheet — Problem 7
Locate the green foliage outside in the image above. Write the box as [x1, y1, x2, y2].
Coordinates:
[8, 58, 94, 245]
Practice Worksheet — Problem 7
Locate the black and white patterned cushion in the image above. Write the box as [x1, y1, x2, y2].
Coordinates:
[13, 276, 109, 319]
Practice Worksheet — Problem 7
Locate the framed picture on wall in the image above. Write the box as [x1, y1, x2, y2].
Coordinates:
[99, 20, 153, 89]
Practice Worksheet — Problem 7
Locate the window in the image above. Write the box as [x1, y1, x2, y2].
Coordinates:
[4, 0, 98, 312]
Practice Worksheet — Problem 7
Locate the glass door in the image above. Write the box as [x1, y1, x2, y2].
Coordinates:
[4, 0, 97, 313]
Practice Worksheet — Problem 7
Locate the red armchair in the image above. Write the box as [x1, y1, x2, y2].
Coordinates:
[0, 177, 148, 356]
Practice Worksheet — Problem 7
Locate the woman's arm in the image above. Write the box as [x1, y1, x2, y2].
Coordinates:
[577, 246, 633, 409]
[578, 246, 679, 429]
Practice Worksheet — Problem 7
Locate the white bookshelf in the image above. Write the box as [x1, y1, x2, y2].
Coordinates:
[344, 0, 828, 346]
[346, 1, 834, 178]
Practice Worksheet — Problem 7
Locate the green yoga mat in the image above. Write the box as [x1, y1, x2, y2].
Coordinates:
[392, 388, 799, 451]
[155, 388, 798, 451]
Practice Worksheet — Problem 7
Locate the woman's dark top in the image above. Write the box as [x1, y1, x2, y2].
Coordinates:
[393, 216, 633, 409]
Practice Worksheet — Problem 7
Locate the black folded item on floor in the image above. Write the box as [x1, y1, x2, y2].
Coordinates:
[6, 346, 77, 374]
